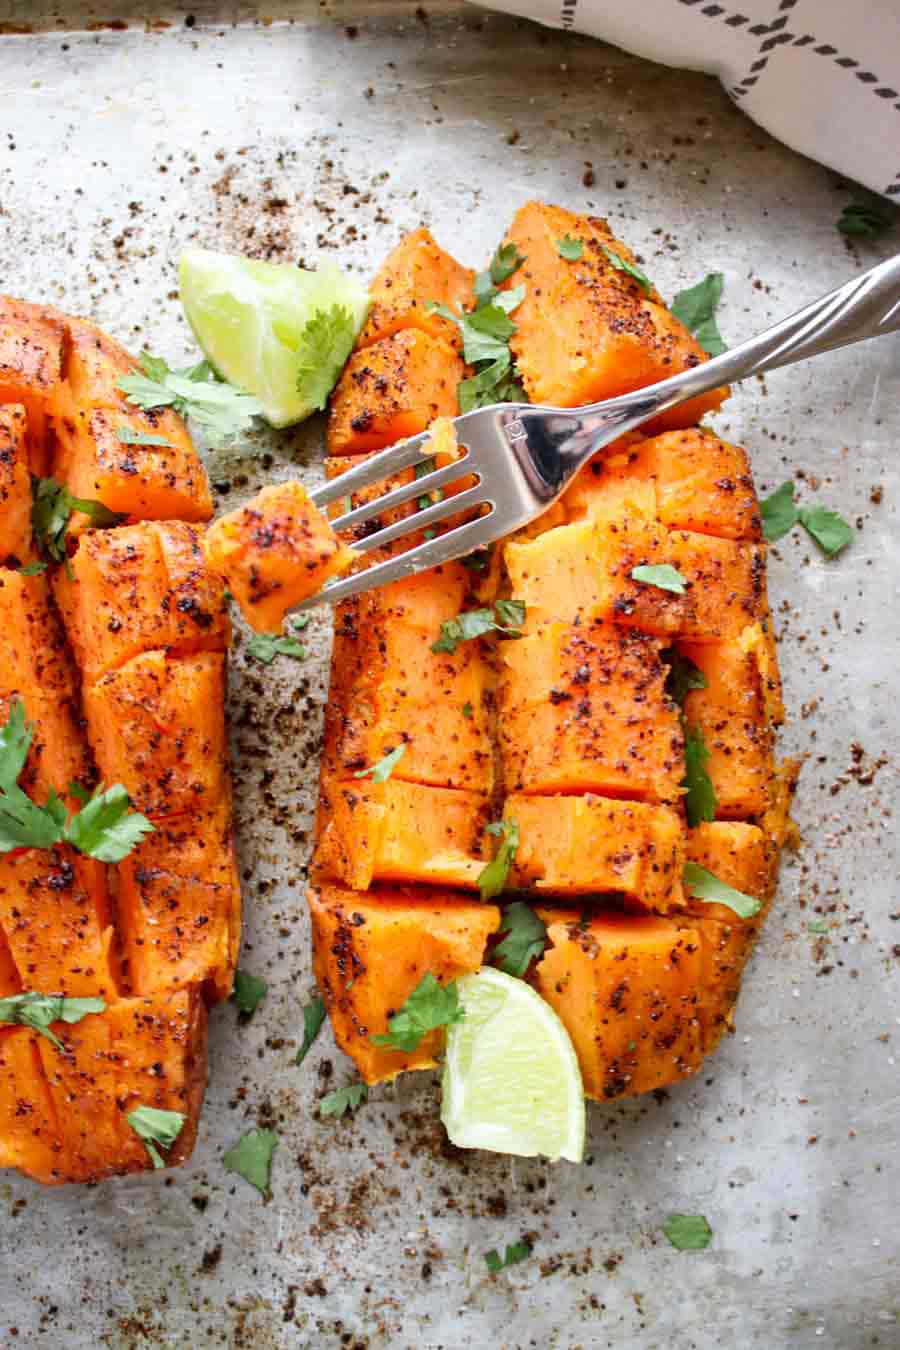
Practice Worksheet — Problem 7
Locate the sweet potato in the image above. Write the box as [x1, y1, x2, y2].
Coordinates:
[358, 227, 475, 353]
[0, 295, 65, 472]
[327, 329, 462, 455]
[0, 404, 34, 565]
[0, 1030, 60, 1182]
[508, 795, 684, 910]
[314, 777, 488, 891]
[0, 848, 118, 999]
[83, 651, 228, 820]
[498, 620, 683, 801]
[54, 521, 230, 683]
[0, 923, 21, 994]
[308, 884, 499, 1084]
[204, 480, 355, 633]
[503, 203, 728, 429]
[533, 910, 704, 1100]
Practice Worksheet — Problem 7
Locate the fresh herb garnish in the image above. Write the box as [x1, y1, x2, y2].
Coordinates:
[683, 863, 761, 919]
[759, 481, 853, 556]
[370, 972, 463, 1053]
[478, 819, 520, 902]
[414, 455, 444, 512]
[474, 241, 527, 306]
[17, 561, 48, 576]
[485, 1240, 532, 1272]
[32, 477, 123, 563]
[601, 245, 652, 295]
[0, 701, 153, 861]
[631, 563, 686, 594]
[808, 919, 828, 935]
[683, 725, 716, 827]
[662, 1213, 713, 1251]
[671, 273, 726, 356]
[232, 969, 268, 1016]
[296, 995, 327, 1066]
[837, 203, 892, 239]
[0, 992, 106, 1051]
[352, 744, 406, 784]
[127, 1105, 186, 1170]
[556, 234, 583, 261]
[461, 701, 473, 719]
[223, 1127, 279, 1196]
[432, 599, 525, 654]
[116, 426, 176, 449]
[245, 617, 309, 666]
[295, 304, 359, 412]
[493, 901, 547, 978]
[319, 1082, 368, 1118]
[665, 651, 707, 707]
[118, 352, 263, 449]
[434, 243, 527, 411]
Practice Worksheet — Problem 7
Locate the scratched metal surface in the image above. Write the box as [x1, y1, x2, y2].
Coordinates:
[0, 5, 898, 1348]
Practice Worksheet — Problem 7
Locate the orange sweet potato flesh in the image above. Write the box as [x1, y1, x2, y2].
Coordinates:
[0, 924, 21, 994]
[0, 405, 34, 566]
[315, 777, 488, 891]
[533, 910, 704, 1100]
[54, 521, 230, 683]
[503, 203, 728, 429]
[0, 295, 65, 472]
[0, 1031, 61, 1182]
[327, 329, 462, 455]
[508, 795, 684, 911]
[308, 884, 499, 1084]
[204, 480, 355, 632]
[498, 620, 683, 801]
[358, 227, 475, 353]
[0, 848, 118, 999]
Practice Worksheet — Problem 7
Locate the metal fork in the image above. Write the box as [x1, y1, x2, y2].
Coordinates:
[296, 254, 900, 610]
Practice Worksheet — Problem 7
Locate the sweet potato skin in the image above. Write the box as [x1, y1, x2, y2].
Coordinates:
[358, 227, 475, 353]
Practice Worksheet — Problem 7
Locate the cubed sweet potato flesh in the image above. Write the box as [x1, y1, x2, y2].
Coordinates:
[0, 405, 34, 565]
[0, 295, 65, 472]
[358, 227, 475, 353]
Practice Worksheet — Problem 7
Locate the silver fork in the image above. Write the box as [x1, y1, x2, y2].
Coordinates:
[296, 254, 900, 610]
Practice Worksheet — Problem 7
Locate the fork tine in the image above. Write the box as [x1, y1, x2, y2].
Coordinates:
[330, 457, 476, 533]
[349, 484, 487, 555]
[291, 513, 495, 611]
[308, 429, 435, 509]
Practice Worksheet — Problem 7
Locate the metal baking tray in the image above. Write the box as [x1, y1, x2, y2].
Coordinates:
[1, 4, 897, 1346]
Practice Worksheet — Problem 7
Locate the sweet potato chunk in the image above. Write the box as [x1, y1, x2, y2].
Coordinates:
[308, 884, 499, 1084]
[0, 1030, 60, 1182]
[534, 910, 704, 1100]
[0, 295, 65, 471]
[323, 564, 494, 793]
[358, 227, 475, 353]
[0, 923, 21, 994]
[498, 620, 683, 801]
[503, 203, 727, 429]
[54, 521, 230, 682]
[327, 330, 462, 455]
[83, 651, 228, 820]
[116, 809, 240, 1001]
[0, 570, 92, 800]
[0, 849, 117, 998]
[508, 795, 684, 911]
[680, 638, 774, 818]
[315, 778, 488, 891]
[204, 480, 355, 632]
[0, 405, 34, 564]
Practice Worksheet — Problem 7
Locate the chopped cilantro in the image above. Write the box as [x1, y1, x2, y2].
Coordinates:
[493, 901, 547, 978]
[32, 477, 123, 563]
[601, 245, 652, 295]
[671, 273, 726, 356]
[118, 351, 262, 449]
[759, 481, 853, 555]
[352, 744, 406, 784]
[436, 244, 527, 410]
[683, 863, 761, 919]
[478, 818, 520, 902]
[662, 1214, 712, 1251]
[245, 618, 308, 666]
[759, 481, 799, 542]
[556, 235, 583, 261]
[17, 561, 47, 576]
[631, 563, 686, 594]
[462, 701, 474, 719]
[432, 599, 525, 654]
[296, 995, 327, 1066]
[319, 1082, 368, 1118]
[837, 203, 892, 239]
[295, 304, 359, 412]
[485, 1240, 531, 1272]
[682, 724, 716, 827]
[232, 969, 268, 1016]
[370, 971, 463, 1053]
[127, 1105, 186, 1170]
[223, 1127, 279, 1196]
[665, 650, 707, 707]
[0, 992, 105, 1052]
[116, 426, 176, 448]
[808, 919, 829, 935]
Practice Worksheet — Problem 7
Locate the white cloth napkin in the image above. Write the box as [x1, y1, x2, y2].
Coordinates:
[481, 0, 900, 199]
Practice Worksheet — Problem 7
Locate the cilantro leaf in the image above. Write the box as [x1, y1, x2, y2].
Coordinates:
[432, 599, 526, 654]
[32, 477, 123, 563]
[232, 969, 268, 1016]
[796, 504, 853, 557]
[485, 1240, 532, 1272]
[370, 972, 463, 1052]
[672, 273, 726, 356]
[682, 724, 717, 827]
[319, 1082, 368, 1118]
[808, 919, 828, 935]
[296, 995, 326, 1066]
[18, 561, 47, 576]
[601, 245, 652, 295]
[245, 629, 307, 665]
[462, 701, 474, 719]
[665, 651, 707, 708]
[295, 304, 358, 412]
[631, 563, 686, 594]
[493, 901, 547, 977]
[837, 203, 892, 239]
[65, 783, 155, 863]
[683, 863, 761, 919]
[478, 818, 520, 902]
[494, 598, 526, 628]
[458, 353, 513, 413]
[118, 352, 262, 449]
[759, 481, 799, 542]
[223, 1127, 279, 1196]
[556, 235, 583, 261]
[474, 242, 527, 305]
[0, 699, 31, 790]
[352, 744, 406, 784]
[127, 1105, 186, 1170]
[116, 426, 176, 449]
[0, 992, 105, 1052]
[662, 1214, 712, 1251]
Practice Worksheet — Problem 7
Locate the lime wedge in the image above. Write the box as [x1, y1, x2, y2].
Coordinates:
[178, 247, 369, 428]
[441, 967, 585, 1163]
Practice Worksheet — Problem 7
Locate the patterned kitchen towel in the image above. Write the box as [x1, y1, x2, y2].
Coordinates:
[481, 0, 899, 198]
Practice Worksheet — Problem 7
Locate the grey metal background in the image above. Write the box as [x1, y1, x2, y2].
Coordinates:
[0, 5, 898, 1347]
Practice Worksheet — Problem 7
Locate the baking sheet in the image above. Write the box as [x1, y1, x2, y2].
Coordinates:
[1, 4, 898, 1347]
